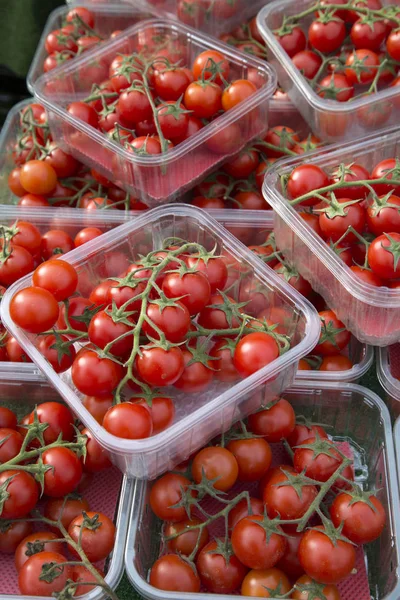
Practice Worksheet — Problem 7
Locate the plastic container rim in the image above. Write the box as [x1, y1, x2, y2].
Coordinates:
[124, 380, 400, 600]
[34, 18, 278, 166]
[256, 0, 400, 113]
[263, 126, 400, 308]
[0, 204, 321, 456]
[377, 346, 400, 403]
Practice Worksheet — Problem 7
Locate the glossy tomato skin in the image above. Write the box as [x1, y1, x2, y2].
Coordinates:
[135, 396, 175, 434]
[143, 302, 191, 343]
[136, 346, 185, 387]
[248, 398, 295, 442]
[44, 496, 90, 533]
[276, 26, 306, 57]
[330, 492, 386, 544]
[231, 515, 287, 570]
[0, 521, 33, 554]
[41, 447, 82, 497]
[192, 446, 239, 491]
[227, 437, 272, 482]
[15, 531, 64, 572]
[292, 50, 322, 78]
[28, 402, 74, 444]
[0, 407, 17, 429]
[32, 259, 77, 302]
[0, 245, 34, 288]
[319, 198, 365, 243]
[0, 470, 39, 519]
[150, 554, 201, 592]
[241, 567, 291, 597]
[291, 575, 341, 600]
[228, 497, 264, 530]
[81, 427, 112, 472]
[367, 195, 400, 235]
[368, 233, 400, 280]
[298, 526, 356, 584]
[262, 467, 318, 521]
[196, 539, 248, 594]
[315, 310, 351, 356]
[71, 350, 123, 397]
[0, 428, 23, 462]
[18, 551, 72, 596]
[320, 354, 353, 371]
[150, 473, 193, 522]
[162, 271, 211, 315]
[174, 349, 213, 393]
[332, 163, 370, 199]
[102, 403, 153, 439]
[293, 437, 343, 482]
[68, 511, 115, 562]
[187, 256, 228, 293]
[233, 332, 279, 377]
[287, 165, 330, 207]
[165, 517, 209, 557]
[308, 18, 346, 53]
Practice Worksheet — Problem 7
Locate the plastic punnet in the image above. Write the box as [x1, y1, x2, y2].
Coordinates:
[27, 3, 155, 94]
[263, 127, 400, 346]
[0, 376, 133, 600]
[377, 346, 400, 419]
[257, 0, 400, 143]
[1, 204, 320, 479]
[125, 381, 400, 600]
[33, 19, 277, 206]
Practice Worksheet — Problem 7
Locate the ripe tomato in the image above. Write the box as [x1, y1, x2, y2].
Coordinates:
[248, 398, 295, 442]
[8, 168, 26, 196]
[315, 310, 351, 355]
[66, 6, 95, 27]
[228, 497, 264, 530]
[18, 551, 72, 596]
[231, 515, 287, 570]
[165, 517, 209, 557]
[19, 160, 57, 195]
[15, 532, 64, 572]
[192, 50, 230, 85]
[291, 575, 341, 600]
[196, 539, 248, 594]
[209, 339, 239, 382]
[192, 446, 238, 491]
[74, 227, 103, 247]
[41, 229, 74, 260]
[42, 447, 82, 497]
[68, 511, 115, 562]
[10, 286, 59, 334]
[32, 259, 77, 301]
[136, 345, 185, 387]
[345, 49, 380, 84]
[154, 68, 192, 101]
[287, 164, 330, 207]
[59, 296, 93, 332]
[143, 301, 191, 343]
[224, 148, 260, 178]
[67, 101, 98, 128]
[226, 437, 272, 482]
[88, 310, 133, 358]
[331, 162, 370, 199]
[103, 402, 153, 439]
[71, 350, 123, 396]
[298, 526, 356, 584]
[292, 50, 322, 78]
[0, 521, 32, 554]
[276, 531, 304, 578]
[44, 143, 78, 178]
[44, 495, 90, 533]
[150, 473, 193, 522]
[0, 428, 23, 462]
[0, 470, 39, 519]
[368, 233, 400, 280]
[233, 332, 279, 377]
[83, 395, 113, 424]
[371, 158, 400, 196]
[0, 407, 17, 429]
[71, 565, 103, 596]
[320, 354, 353, 371]
[294, 436, 343, 481]
[241, 567, 291, 597]
[81, 428, 112, 472]
[9, 221, 41, 255]
[28, 402, 74, 444]
[308, 18, 346, 53]
[0, 244, 34, 287]
[162, 271, 211, 316]
[387, 29, 400, 61]
[351, 18, 386, 51]
[330, 492, 386, 544]
[150, 554, 200, 592]
[158, 101, 189, 140]
[221, 79, 257, 111]
[319, 198, 365, 243]
[117, 89, 152, 125]
[262, 466, 318, 521]
[276, 26, 306, 57]
[350, 265, 383, 286]
[263, 126, 300, 158]
[184, 81, 222, 118]
[318, 73, 354, 102]
[135, 396, 175, 434]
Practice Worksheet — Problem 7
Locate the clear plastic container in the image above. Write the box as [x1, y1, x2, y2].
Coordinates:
[264, 127, 400, 346]
[125, 380, 400, 600]
[257, 0, 400, 143]
[214, 210, 373, 382]
[1, 204, 320, 479]
[0, 375, 133, 600]
[66, 0, 265, 37]
[27, 3, 155, 94]
[377, 345, 400, 419]
[33, 19, 277, 207]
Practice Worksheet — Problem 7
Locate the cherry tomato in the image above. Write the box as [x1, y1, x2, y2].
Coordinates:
[196, 539, 248, 594]
[276, 26, 307, 57]
[42, 447, 82, 498]
[9, 221, 41, 255]
[71, 350, 124, 397]
[387, 29, 400, 61]
[291, 575, 341, 600]
[165, 517, 209, 557]
[227, 437, 272, 482]
[19, 160, 57, 195]
[150, 554, 201, 592]
[67, 101, 98, 128]
[315, 310, 351, 355]
[0, 521, 32, 554]
[228, 497, 264, 530]
[162, 271, 211, 316]
[71, 565, 103, 596]
[330, 492, 386, 544]
[68, 511, 115, 562]
[248, 398, 295, 442]
[143, 301, 191, 343]
[28, 402, 74, 444]
[262, 466, 318, 521]
[41, 229, 74, 260]
[319, 197, 365, 243]
[150, 473, 194, 522]
[209, 339, 239, 382]
[0, 244, 34, 288]
[318, 73, 354, 102]
[241, 567, 291, 597]
[371, 158, 400, 196]
[136, 345, 185, 387]
[345, 49, 380, 84]
[233, 332, 279, 377]
[154, 68, 192, 101]
[276, 531, 304, 579]
[44, 495, 90, 533]
[309, 18, 346, 53]
[74, 227, 103, 247]
[351, 18, 386, 51]
[294, 436, 343, 482]
[0, 407, 17, 429]
[368, 233, 400, 280]
[32, 259, 77, 301]
[221, 79, 257, 111]
[231, 515, 287, 570]
[0, 470, 39, 519]
[192, 50, 230, 85]
[0, 428, 23, 462]
[287, 164, 330, 207]
[18, 551, 72, 596]
[184, 81, 222, 118]
[15, 532, 64, 572]
[103, 402, 153, 439]
[292, 50, 322, 78]
[192, 446, 238, 491]
[319, 354, 353, 370]
[88, 310, 133, 358]
[331, 162, 370, 200]
[10, 286, 59, 334]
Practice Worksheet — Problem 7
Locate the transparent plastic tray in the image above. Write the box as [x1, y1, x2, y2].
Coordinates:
[377, 345, 400, 419]
[125, 381, 400, 600]
[27, 3, 155, 94]
[0, 375, 133, 600]
[33, 19, 277, 206]
[257, 0, 400, 143]
[215, 210, 373, 382]
[1, 205, 320, 479]
[66, 0, 265, 37]
[264, 127, 400, 346]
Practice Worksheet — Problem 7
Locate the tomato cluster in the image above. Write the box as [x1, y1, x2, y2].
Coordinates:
[188, 124, 322, 209]
[7, 102, 148, 210]
[70, 43, 258, 157]
[43, 7, 110, 73]
[147, 399, 386, 595]
[285, 158, 400, 286]
[0, 402, 115, 597]
[274, 0, 400, 124]
[9, 239, 291, 441]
